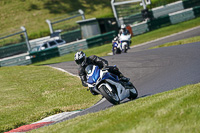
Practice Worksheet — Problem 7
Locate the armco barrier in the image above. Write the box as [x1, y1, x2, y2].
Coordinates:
[0, 53, 31, 67]
[86, 31, 117, 48]
[58, 39, 88, 56]
[29, 47, 59, 63]
[123, 13, 144, 24]
[60, 29, 82, 43]
[131, 21, 149, 36]
[183, 0, 200, 9]
[0, 42, 28, 59]
[152, 1, 184, 18]
[193, 6, 200, 17]
[169, 8, 195, 24]
[147, 15, 171, 31]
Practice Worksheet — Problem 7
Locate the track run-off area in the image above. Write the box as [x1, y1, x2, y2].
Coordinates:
[7, 26, 200, 132]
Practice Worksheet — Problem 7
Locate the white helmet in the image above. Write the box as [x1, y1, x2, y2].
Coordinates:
[114, 37, 118, 41]
[74, 51, 86, 65]
[121, 24, 126, 29]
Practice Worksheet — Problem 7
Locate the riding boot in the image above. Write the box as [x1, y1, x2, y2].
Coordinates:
[119, 74, 130, 82]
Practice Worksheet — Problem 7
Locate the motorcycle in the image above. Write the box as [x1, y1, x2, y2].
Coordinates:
[112, 41, 121, 55]
[119, 33, 131, 53]
[85, 65, 138, 105]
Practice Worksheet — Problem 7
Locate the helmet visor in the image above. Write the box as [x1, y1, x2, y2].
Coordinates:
[75, 57, 85, 65]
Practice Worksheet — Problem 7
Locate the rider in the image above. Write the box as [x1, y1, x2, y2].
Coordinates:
[112, 36, 120, 52]
[119, 24, 131, 49]
[119, 24, 130, 36]
[74, 51, 130, 95]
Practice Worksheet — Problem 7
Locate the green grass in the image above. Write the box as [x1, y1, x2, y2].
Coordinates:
[31, 83, 200, 133]
[0, 0, 113, 41]
[33, 17, 200, 66]
[150, 35, 200, 49]
[0, 66, 101, 132]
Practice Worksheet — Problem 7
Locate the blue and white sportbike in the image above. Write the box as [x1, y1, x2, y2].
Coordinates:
[85, 65, 138, 105]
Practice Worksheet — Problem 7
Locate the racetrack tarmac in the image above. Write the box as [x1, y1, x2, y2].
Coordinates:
[49, 42, 200, 124]
[47, 26, 200, 125]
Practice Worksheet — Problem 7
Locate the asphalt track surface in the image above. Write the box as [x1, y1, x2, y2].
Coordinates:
[49, 26, 200, 124]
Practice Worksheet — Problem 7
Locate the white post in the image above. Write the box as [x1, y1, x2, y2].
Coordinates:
[141, 0, 147, 9]
[20, 26, 31, 51]
[46, 19, 54, 34]
[78, 9, 85, 20]
[111, 0, 121, 27]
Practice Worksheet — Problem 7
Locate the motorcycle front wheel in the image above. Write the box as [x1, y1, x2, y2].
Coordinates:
[128, 84, 138, 100]
[113, 48, 117, 55]
[99, 85, 120, 105]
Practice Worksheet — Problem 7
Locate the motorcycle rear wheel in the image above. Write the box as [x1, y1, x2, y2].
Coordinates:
[99, 85, 120, 105]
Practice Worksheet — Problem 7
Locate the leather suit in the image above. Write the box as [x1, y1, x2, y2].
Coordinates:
[78, 55, 123, 87]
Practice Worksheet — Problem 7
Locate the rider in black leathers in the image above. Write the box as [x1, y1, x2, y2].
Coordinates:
[74, 51, 130, 95]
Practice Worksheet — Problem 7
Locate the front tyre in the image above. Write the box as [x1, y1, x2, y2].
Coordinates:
[128, 84, 138, 100]
[99, 85, 120, 105]
[113, 48, 117, 55]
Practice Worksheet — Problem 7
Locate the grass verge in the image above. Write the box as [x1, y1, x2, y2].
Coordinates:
[33, 17, 200, 66]
[31, 83, 200, 133]
[0, 66, 101, 132]
[150, 35, 200, 49]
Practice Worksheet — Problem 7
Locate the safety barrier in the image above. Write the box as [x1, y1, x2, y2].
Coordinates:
[193, 6, 200, 17]
[58, 39, 88, 56]
[131, 21, 149, 36]
[123, 13, 144, 25]
[152, 1, 184, 18]
[148, 15, 171, 30]
[169, 8, 195, 24]
[0, 42, 28, 59]
[183, 0, 200, 9]
[29, 47, 59, 63]
[86, 31, 117, 48]
[0, 53, 31, 67]
[60, 29, 82, 43]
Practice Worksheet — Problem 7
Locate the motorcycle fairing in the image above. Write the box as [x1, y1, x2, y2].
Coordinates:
[101, 71, 119, 82]
[87, 66, 100, 84]
[103, 79, 130, 101]
[113, 42, 118, 47]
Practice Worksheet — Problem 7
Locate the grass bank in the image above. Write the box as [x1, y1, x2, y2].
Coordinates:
[31, 83, 200, 133]
[33, 17, 200, 66]
[150, 35, 200, 49]
[0, 66, 101, 132]
[0, 0, 180, 42]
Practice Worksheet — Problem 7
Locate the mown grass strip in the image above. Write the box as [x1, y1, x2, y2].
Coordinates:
[30, 83, 200, 133]
[0, 66, 101, 132]
[150, 35, 200, 49]
[33, 17, 200, 66]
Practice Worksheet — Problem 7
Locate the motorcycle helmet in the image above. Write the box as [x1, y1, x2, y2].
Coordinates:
[74, 51, 86, 66]
[114, 37, 118, 41]
[121, 24, 126, 29]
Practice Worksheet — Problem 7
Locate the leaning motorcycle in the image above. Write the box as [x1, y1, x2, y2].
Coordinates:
[85, 65, 138, 105]
[112, 41, 121, 55]
[119, 33, 131, 53]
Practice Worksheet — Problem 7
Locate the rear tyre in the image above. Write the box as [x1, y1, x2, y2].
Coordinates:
[99, 85, 120, 105]
[124, 45, 128, 53]
[128, 84, 138, 100]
